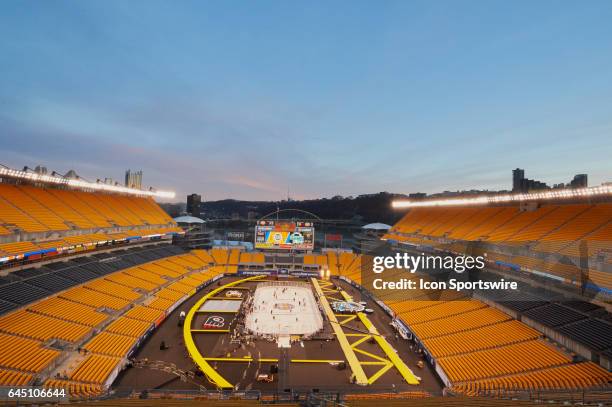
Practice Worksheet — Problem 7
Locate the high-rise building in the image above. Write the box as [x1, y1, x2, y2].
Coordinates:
[34, 165, 47, 175]
[125, 169, 143, 189]
[187, 194, 202, 217]
[513, 168, 588, 193]
[570, 174, 588, 189]
[512, 168, 550, 193]
[512, 168, 525, 192]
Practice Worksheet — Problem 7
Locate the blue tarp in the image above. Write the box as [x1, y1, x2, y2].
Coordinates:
[24, 248, 57, 257]
[495, 260, 521, 271]
[585, 282, 612, 295]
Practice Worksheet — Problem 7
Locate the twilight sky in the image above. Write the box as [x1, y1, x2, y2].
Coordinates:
[1, 1, 611, 201]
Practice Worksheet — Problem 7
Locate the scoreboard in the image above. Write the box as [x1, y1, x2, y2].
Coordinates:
[254, 220, 314, 250]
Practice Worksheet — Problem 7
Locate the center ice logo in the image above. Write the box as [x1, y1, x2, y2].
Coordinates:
[203, 316, 225, 329]
[274, 303, 294, 311]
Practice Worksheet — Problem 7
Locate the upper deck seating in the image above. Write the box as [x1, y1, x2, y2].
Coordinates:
[0, 183, 181, 267]
[386, 203, 612, 292]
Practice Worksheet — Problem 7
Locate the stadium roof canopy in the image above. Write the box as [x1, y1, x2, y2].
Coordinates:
[173, 215, 205, 224]
[362, 222, 391, 230]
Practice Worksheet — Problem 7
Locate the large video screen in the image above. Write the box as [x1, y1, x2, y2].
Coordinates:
[254, 220, 314, 250]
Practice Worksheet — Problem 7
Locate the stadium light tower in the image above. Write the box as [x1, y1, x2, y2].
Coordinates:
[392, 185, 612, 208]
[0, 165, 175, 199]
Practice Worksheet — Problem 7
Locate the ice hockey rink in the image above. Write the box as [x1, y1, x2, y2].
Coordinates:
[245, 281, 323, 338]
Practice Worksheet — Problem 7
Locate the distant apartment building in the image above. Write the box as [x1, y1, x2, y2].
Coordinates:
[512, 168, 525, 192]
[34, 165, 48, 175]
[408, 192, 427, 199]
[187, 193, 202, 217]
[513, 168, 588, 193]
[125, 169, 143, 189]
[512, 168, 548, 192]
[570, 174, 588, 189]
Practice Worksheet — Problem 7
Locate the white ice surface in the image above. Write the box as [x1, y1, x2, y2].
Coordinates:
[245, 284, 322, 336]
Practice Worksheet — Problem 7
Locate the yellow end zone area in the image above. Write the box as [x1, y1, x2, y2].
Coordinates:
[183, 275, 265, 389]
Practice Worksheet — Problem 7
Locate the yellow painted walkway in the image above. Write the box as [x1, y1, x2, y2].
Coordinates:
[340, 291, 420, 385]
[311, 278, 368, 385]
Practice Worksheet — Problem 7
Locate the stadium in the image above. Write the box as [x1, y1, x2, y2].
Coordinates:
[0, 165, 610, 407]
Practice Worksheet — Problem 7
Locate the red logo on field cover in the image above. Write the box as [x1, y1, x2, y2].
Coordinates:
[203, 316, 225, 329]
